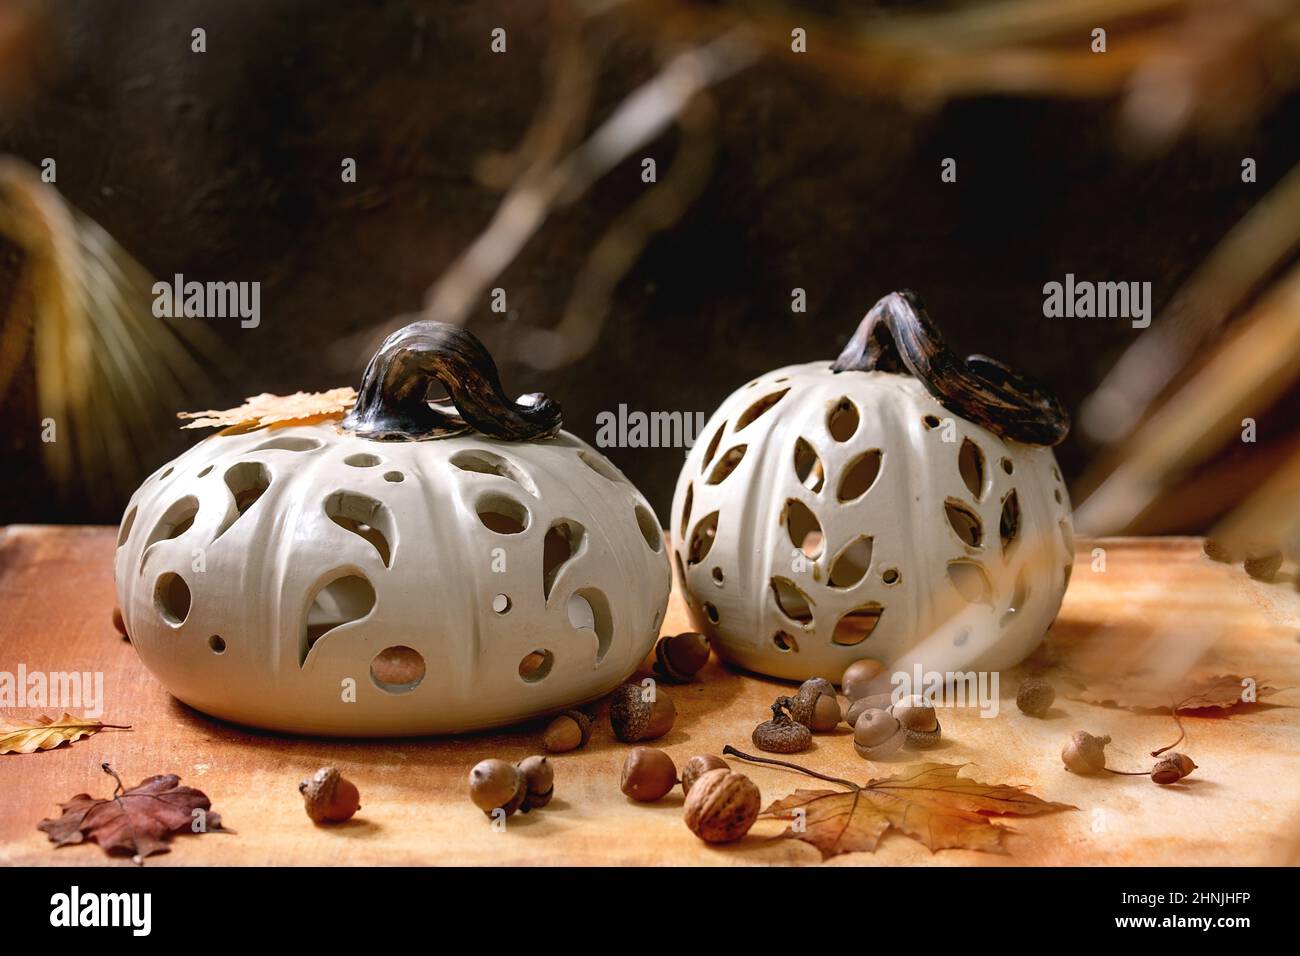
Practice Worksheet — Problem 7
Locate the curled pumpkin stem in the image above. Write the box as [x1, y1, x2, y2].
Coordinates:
[831, 291, 1070, 446]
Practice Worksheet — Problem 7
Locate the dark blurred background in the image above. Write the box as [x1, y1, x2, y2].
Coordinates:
[2, 0, 1298, 533]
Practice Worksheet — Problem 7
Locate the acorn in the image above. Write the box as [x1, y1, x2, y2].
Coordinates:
[841, 658, 887, 700]
[853, 708, 903, 759]
[653, 631, 711, 682]
[681, 754, 729, 796]
[299, 767, 361, 824]
[1016, 677, 1055, 718]
[891, 694, 941, 748]
[1151, 752, 1197, 785]
[1061, 731, 1110, 774]
[609, 683, 676, 742]
[543, 710, 592, 753]
[515, 755, 554, 810]
[788, 678, 841, 732]
[620, 747, 677, 802]
[468, 758, 526, 817]
[753, 698, 812, 753]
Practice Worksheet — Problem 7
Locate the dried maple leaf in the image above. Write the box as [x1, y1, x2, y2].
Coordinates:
[0, 713, 130, 754]
[178, 387, 356, 432]
[1061, 672, 1277, 712]
[38, 763, 229, 864]
[726, 748, 1074, 860]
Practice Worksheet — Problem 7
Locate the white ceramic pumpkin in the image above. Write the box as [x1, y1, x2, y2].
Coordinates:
[670, 292, 1074, 683]
[115, 322, 671, 736]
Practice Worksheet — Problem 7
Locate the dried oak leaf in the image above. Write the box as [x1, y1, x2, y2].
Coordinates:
[763, 763, 1075, 859]
[1060, 672, 1277, 713]
[38, 765, 229, 864]
[0, 713, 130, 755]
[178, 387, 356, 432]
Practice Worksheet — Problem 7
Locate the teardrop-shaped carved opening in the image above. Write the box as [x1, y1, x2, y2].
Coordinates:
[634, 503, 663, 552]
[154, 572, 192, 626]
[214, 462, 270, 541]
[736, 388, 790, 430]
[772, 630, 799, 653]
[679, 482, 694, 539]
[771, 576, 814, 625]
[699, 422, 726, 473]
[117, 506, 137, 548]
[827, 398, 859, 442]
[543, 519, 586, 600]
[143, 496, 199, 551]
[832, 604, 883, 646]
[371, 646, 426, 693]
[253, 436, 322, 452]
[687, 511, 719, 566]
[302, 573, 376, 665]
[828, 535, 873, 588]
[1000, 569, 1029, 626]
[838, 449, 882, 502]
[476, 494, 530, 535]
[944, 498, 983, 548]
[784, 498, 823, 559]
[568, 588, 613, 663]
[577, 449, 624, 484]
[344, 453, 381, 468]
[947, 559, 992, 604]
[451, 448, 539, 495]
[959, 439, 987, 501]
[1000, 490, 1021, 558]
[706, 444, 747, 485]
[325, 491, 395, 567]
[793, 437, 825, 493]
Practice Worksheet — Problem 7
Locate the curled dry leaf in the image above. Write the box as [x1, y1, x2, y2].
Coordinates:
[1061, 672, 1277, 713]
[178, 387, 356, 432]
[38, 764, 229, 865]
[0, 713, 130, 754]
[726, 748, 1074, 859]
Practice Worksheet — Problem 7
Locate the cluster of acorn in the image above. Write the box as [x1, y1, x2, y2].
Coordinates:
[1061, 731, 1198, 785]
[468, 755, 554, 818]
[749, 658, 942, 758]
[619, 749, 761, 843]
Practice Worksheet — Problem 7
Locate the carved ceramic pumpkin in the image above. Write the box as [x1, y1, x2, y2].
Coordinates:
[670, 292, 1074, 682]
[115, 322, 671, 736]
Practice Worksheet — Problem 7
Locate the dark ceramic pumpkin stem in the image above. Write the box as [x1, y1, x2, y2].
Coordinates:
[831, 291, 1070, 446]
[342, 320, 562, 441]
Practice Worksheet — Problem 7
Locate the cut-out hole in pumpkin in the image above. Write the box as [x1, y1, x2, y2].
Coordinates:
[704, 602, 720, 624]
[542, 519, 586, 600]
[699, 422, 726, 473]
[828, 535, 873, 588]
[784, 499, 823, 559]
[687, 511, 719, 565]
[476, 494, 530, 535]
[158, 466, 173, 480]
[838, 449, 883, 501]
[197, 465, 213, 478]
[208, 635, 226, 654]
[143, 496, 199, 551]
[344, 453, 381, 468]
[253, 436, 322, 452]
[371, 645, 426, 693]
[679, 482, 693, 538]
[154, 572, 191, 626]
[827, 398, 859, 442]
[947, 559, 992, 604]
[706, 444, 747, 485]
[634, 503, 663, 552]
[1000, 458, 1014, 475]
[944, 498, 983, 548]
[214, 462, 270, 540]
[959, 439, 987, 500]
[1000, 490, 1021, 559]
[302, 573, 376, 664]
[1054, 488, 1063, 504]
[832, 604, 883, 646]
[492, 593, 512, 614]
[882, 567, 901, 585]
[450, 449, 539, 495]
[793, 438, 825, 493]
[117, 506, 137, 548]
[383, 471, 404, 483]
[711, 566, 724, 585]
[577, 450, 624, 484]
[923, 414, 942, 429]
[567, 589, 613, 663]
[735, 388, 789, 430]
[771, 577, 814, 625]
[325, 491, 395, 567]
[1000, 569, 1029, 626]
[518, 649, 554, 683]
[773, 630, 799, 653]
